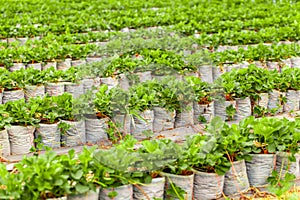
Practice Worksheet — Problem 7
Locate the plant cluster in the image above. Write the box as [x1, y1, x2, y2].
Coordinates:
[0, 66, 81, 90]
[0, 0, 299, 38]
[1, 115, 300, 199]
[215, 64, 300, 101]
[211, 43, 300, 65]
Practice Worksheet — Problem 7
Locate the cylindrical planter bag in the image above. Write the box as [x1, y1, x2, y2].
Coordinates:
[153, 107, 175, 132]
[184, 71, 199, 78]
[193, 170, 225, 200]
[82, 77, 100, 94]
[45, 82, 65, 96]
[280, 59, 292, 68]
[276, 152, 300, 179]
[160, 172, 194, 200]
[223, 160, 250, 196]
[42, 61, 57, 70]
[133, 177, 165, 200]
[86, 56, 102, 63]
[9, 63, 25, 72]
[245, 154, 275, 187]
[212, 66, 225, 81]
[174, 103, 194, 128]
[85, 117, 109, 144]
[268, 90, 282, 113]
[7, 125, 35, 155]
[254, 61, 266, 69]
[131, 110, 154, 140]
[214, 100, 236, 121]
[258, 93, 269, 108]
[235, 97, 251, 121]
[100, 77, 118, 90]
[24, 85, 45, 101]
[64, 82, 84, 99]
[67, 187, 100, 200]
[118, 74, 131, 91]
[224, 63, 239, 73]
[267, 61, 280, 72]
[194, 103, 206, 124]
[35, 123, 61, 149]
[16, 37, 28, 46]
[0, 129, 10, 156]
[26, 63, 42, 71]
[216, 45, 227, 52]
[2, 90, 25, 104]
[60, 120, 86, 147]
[113, 114, 131, 134]
[0, 38, 7, 43]
[57, 59, 72, 71]
[291, 57, 300, 68]
[71, 59, 86, 67]
[0, 91, 3, 104]
[100, 184, 133, 200]
[47, 197, 67, 200]
[198, 65, 213, 83]
[284, 90, 299, 112]
[238, 61, 250, 69]
[193, 102, 215, 124]
[7, 37, 16, 44]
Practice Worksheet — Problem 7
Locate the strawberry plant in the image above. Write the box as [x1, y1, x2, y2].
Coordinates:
[128, 81, 157, 113]
[0, 104, 12, 130]
[4, 99, 39, 126]
[161, 77, 196, 112]
[93, 85, 113, 118]
[15, 151, 71, 199]
[0, 164, 23, 199]
[1, 69, 25, 91]
[44, 67, 64, 83]
[23, 67, 47, 86]
[52, 93, 76, 121]
[186, 133, 231, 175]
[185, 76, 212, 104]
[278, 67, 300, 92]
[207, 117, 252, 162]
[61, 67, 82, 83]
[28, 96, 62, 124]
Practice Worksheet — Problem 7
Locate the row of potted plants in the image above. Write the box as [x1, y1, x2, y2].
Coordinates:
[1, 28, 300, 72]
[0, 66, 83, 104]
[3, 21, 300, 58]
[0, 42, 96, 68]
[0, 73, 210, 154]
[2, 60, 300, 122]
[210, 43, 300, 66]
[2, 63, 300, 155]
[1, 0, 298, 38]
[1, 115, 299, 199]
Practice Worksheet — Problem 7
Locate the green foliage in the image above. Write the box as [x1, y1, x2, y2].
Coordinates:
[23, 67, 47, 86]
[0, 69, 25, 90]
[239, 117, 300, 158]
[225, 104, 236, 121]
[15, 151, 71, 199]
[93, 85, 113, 118]
[267, 170, 296, 198]
[165, 182, 186, 200]
[186, 133, 231, 175]
[185, 76, 212, 104]
[0, 104, 12, 130]
[0, 164, 23, 199]
[4, 99, 39, 126]
[28, 96, 62, 123]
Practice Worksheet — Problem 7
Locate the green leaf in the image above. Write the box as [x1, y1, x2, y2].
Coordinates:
[71, 170, 83, 180]
[75, 184, 90, 194]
